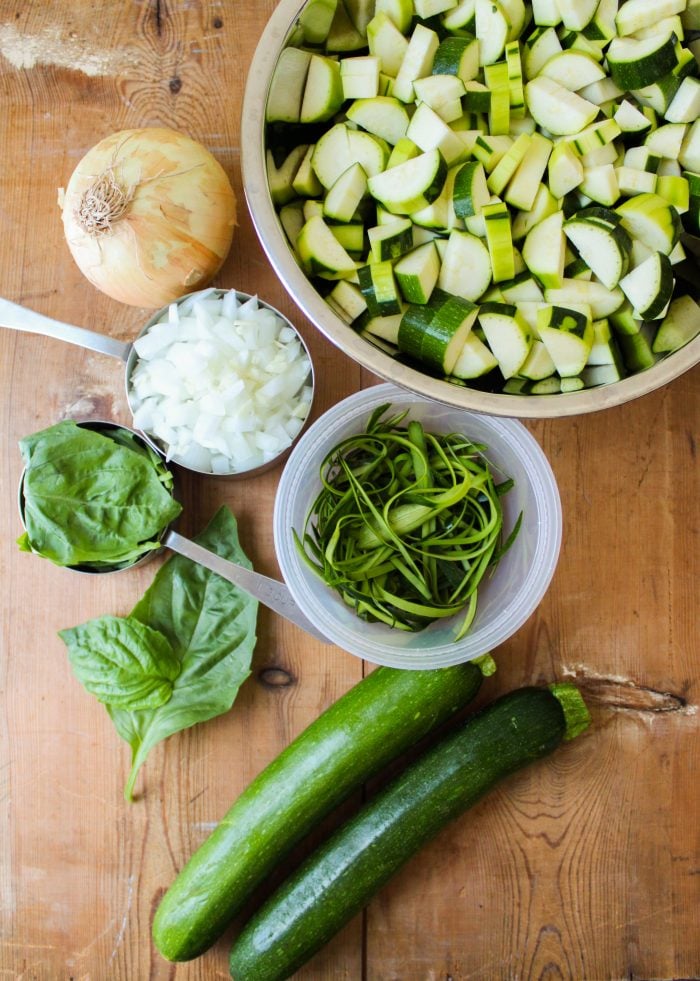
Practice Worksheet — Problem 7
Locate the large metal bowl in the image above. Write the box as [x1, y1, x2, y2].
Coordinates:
[240, 0, 700, 418]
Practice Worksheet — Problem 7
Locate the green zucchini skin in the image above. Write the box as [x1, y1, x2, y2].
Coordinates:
[153, 663, 484, 961]
[228, 687, 576, 981]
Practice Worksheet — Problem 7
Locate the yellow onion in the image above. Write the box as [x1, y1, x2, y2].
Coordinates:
[60, 127, 237, 307]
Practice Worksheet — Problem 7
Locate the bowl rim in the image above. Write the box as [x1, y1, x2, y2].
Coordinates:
[240, 0, 700, 420]
[272, 383, 563, 668]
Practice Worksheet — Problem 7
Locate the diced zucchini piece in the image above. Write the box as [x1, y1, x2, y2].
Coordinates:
[300, 55, 344, 123]
[344, 0, 375, 34]
[415, 0, 457, 15]
[524, 76, 599, 136]
[505, 132, 554, 210]
[358, 260, 403, 316]
[411, 163, 463, 230]
[616, 166, 656, 196]
[413, 75, 466, 123]
[487, 133, 532, 195]
[362, 312, 403, 345]
[518, 338, 557, 378]
[615, 0, 685, 35]
[347, 96, 411, 145]
[615, 192, 682, 254]
[545, 279, 625, 318]
[539, 50, 606, 90]
[485, 61, 511, 136]
[451, 331, 499, 377]
[327, 2, 367, 53]
[375, 0, 415, 33]
[617, 321, 659, 370]
[387, 137, 421, 169]
[267, 145, 310, 206]
[407, 103, 469, 165]
[328, 280, 368, 323]
[614, 98, 654, 133]
[368, 217, 414, 261]
[393, 24, 440, 103]
[531, 0, 562, 27]
[432, 36, 480, 81]
[324, 163, 368, 221]
[330, 223, 365, 254]
[665, 77, 700, 124]
[556, 0, 599, 30]
[652, 294, 700, 352]
[506, 41, 526, 117]
[645, 122, 689, 159]
[279, 199, 305, 247]
[473, 135, 515, 172]
[523, 26, 563, 78]
[482, 201, 515, 282]
[475, 0, 510, 65]
[580, 164, 620, 206]
[266, 48, 312, 123]
[548, 141, 584, 198]
[367, 13, 410, 77]
[453, 160, 490, 218]
[442, 0, 477, 30]
[438, 229, 493, 300]
[563, 214, 632, 288]
[292, 145, 323, 198]
[511, 183, 560, 240]
[606, 33, 679, 91]
[399, 290, 479, 372]
[581, 0, 618, 39]
[394, 241, 441, 303]
[537, 303, 594, 375]
[297, 215, 358, 276]
[522, 209, 566, 287]
[501, 271, 545, 302]
[656, 174, 689, 211]
[619, 251, 674, 319]
[368, 149, 447, 214]
[479, 302, 533, 377]
[341, 56, 381, 99]
[586, 318, 621, 365]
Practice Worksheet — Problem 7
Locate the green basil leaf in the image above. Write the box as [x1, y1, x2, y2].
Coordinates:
[19, 420, 181, 567]
[60, 615, 181, 712]
[108, 506, 258, 800]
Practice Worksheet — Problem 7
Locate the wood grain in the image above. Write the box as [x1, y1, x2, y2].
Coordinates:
[0, 1, 698, 979]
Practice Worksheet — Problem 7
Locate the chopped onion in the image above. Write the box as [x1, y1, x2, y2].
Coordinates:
[128, 291, 313, 474]
[60, 128, 237, 308]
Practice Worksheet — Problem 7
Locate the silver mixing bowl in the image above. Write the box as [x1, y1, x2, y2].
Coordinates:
[240, 0, 700, 418]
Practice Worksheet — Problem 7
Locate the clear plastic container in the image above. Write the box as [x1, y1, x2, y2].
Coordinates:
[273, 384, 562, 669]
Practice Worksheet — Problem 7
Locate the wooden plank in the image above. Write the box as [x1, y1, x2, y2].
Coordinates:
[0, 0, 698, 978]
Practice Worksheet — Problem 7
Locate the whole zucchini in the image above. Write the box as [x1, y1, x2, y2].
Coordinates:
[228, 684, 590, 981]
[153, 661, 488, 961]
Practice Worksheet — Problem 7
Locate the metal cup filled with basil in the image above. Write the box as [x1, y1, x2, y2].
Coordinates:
[17, 419, 181, 573]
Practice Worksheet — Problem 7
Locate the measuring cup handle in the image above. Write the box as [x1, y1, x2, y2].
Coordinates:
[0, 296, 131, 361]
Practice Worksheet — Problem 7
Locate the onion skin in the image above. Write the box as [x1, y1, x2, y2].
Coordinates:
[61, 127, 237, 308]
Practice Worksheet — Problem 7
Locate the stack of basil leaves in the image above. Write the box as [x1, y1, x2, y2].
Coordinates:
[18, 420, 181, 571]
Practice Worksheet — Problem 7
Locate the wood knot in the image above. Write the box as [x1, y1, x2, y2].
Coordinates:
[258, 667, 295, 689]
[213, 16, 223, 28]
[169, 77, 182, 94]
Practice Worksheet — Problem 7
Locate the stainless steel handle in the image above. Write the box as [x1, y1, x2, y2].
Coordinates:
[163, 530, 331, 645]
[0, 296, 131, 361]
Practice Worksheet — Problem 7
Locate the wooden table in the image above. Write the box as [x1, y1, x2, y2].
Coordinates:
[1, 2, 698, 978]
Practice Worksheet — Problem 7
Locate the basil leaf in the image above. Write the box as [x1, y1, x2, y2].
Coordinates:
[19, 420, 181, 567]
[108, 506, 258, 800]
[60, 616, 180, 711]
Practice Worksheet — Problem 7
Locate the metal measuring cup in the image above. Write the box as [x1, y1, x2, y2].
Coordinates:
[17, 418, 330, 642]
[1, 288, 315, 477]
